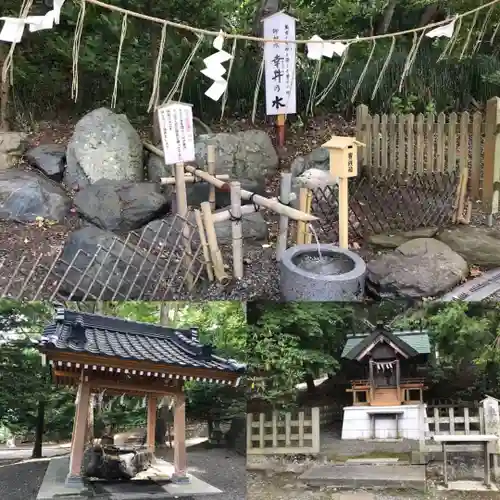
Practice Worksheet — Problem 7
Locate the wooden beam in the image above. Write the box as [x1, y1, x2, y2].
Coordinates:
[88, 379, 182, 396]
[43, 351, 240, 384]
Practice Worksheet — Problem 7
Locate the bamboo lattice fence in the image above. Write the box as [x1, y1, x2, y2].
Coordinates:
[355, 103, 488, 203]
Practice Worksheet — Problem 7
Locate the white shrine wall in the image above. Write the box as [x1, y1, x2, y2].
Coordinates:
[341, 404, 428, 440]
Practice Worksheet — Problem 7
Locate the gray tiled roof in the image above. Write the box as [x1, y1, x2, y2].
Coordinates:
[39, 308, 245, 374]
[342, 330, 430, 357]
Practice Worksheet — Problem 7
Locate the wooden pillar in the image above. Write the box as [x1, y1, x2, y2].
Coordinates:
[66, 376, 91, 486]
[395, 360, 401, 403]
[173, 392, 188, 482]
[147, 395, 157, 454]
[368, 361, 374, 403]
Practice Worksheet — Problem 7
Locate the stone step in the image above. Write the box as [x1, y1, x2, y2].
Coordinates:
[299, 464, 426, 491]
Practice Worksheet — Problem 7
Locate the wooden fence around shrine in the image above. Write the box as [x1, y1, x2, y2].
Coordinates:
[246, 407, 321, 455]
[355, 97, 500, 212]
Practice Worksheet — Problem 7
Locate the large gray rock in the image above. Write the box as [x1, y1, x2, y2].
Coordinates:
[0, 169, 70, 222]
[74, 179, 172, 231]
[65, 108, 143, 188]
[147, 130, 278, 208]
[0, 132, 29, 170]
[366, 238, 469, 298]
[290, 147, 330, 178]
[25, 144, 66, 182]
[438, 226, 500, 268]
[56, 226, 157, 299]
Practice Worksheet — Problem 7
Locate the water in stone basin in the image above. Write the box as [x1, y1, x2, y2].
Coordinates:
[295, 253, 352, 275]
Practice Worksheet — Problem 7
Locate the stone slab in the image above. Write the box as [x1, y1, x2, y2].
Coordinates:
[345, 458, 399, 465]
[437, 480, 499, 492]
[37, 456, 221, 499]
[36, 456, 90, 500]
[299, 464, 426, 491]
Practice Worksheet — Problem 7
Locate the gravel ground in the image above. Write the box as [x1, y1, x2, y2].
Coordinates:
[247, 472, 500, 500]
[156, 446, 246, 500]
[0, 459, 49, 500]
[0, 447, 244, 500]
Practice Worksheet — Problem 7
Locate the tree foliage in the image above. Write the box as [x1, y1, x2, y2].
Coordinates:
[2, 0, 500, 127]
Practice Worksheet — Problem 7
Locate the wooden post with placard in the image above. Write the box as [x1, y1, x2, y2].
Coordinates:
[322, 136, 364, 249]
[156, 102, 198, 288]
[262, 12, 297, 148]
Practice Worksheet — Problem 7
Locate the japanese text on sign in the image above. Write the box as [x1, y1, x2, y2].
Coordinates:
[157, 103, 196, 165]
[263, 13, 296, 116]
[348, 152, 354, 173]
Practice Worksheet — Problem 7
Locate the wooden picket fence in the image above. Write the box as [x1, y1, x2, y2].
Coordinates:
[246, 407, 321, 455]
[355, 99, 500, 207]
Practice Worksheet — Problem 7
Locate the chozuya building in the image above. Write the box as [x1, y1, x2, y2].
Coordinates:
[341, 323, 431, 441]
[37, 305, 245, 487]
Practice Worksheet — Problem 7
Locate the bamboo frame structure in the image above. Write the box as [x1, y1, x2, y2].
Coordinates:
[207, 144, 216, 211]
[160, 173, 230, 185]
[174, 163, 194, 290]
[230, 181, 243, 278]
[144, 142, 318, 222]
[200, 202, 229, 284]
[276, 172, 292, 261]
[193, 208, 214, 282]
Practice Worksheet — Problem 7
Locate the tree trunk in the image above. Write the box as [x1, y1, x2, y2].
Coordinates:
[376, 0, 397, 35]
[252, 0, 280, 36]
[305, 374, 316, 394]
[155, 302, 171, 446]
[0, 45, 10, 131]
[31, 399, 45, 459]
[418, 3, 441, 28]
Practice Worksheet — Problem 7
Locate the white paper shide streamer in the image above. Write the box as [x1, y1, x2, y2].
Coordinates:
[306, 35, 347, 60]
[201, 30, 233, 101]
[425, 18, 456, 39]
[0, 0, 66, 42]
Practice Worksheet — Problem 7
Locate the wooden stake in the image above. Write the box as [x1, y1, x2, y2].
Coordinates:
[161, 173, 229, 185]
[338, 177, 349, 249]
[193, 208, 214, 282]
[276, 114, 285, 147]
[175, 163, 194, 290]
[276, 172, 292, 261]
[201, 202, 229, 285]
[144, 142, 317, 222]
[207, 144, 216, 211]
[230, 181, 243, 279]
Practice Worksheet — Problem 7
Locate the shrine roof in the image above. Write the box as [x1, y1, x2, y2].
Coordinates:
[342, 328, 430, 359]
[38, 307, 245, 374]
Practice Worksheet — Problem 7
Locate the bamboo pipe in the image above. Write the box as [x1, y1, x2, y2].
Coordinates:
[161, 173, 230, 185]
[144, 142, 318, 222]
[212, 193, 297, 223]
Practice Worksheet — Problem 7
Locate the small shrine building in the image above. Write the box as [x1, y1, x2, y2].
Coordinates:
[37, 306, 244, 487]
[340, 324, 430, 440]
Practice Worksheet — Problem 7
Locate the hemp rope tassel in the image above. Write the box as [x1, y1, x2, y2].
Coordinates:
[220, 38, 237, 120]
[306, 58, 322, 116]
[111, 13, 128, 109]
[438, 17, 462, 61]
[351, 40, 376, 103]
[315, 44, 350, 107]
[251, 54, 265, 124]
[72, 0, 87, 101]
[473, 5, 495, 54]
[147, 23, 167, 112]
[2, 0, 33, 86]
[460, 9, 479, 59]
[163, 33, 204, 105]
[490, 18, 500, 44]
[371, 36, 396, 101]
[398, 32, 417, 92]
